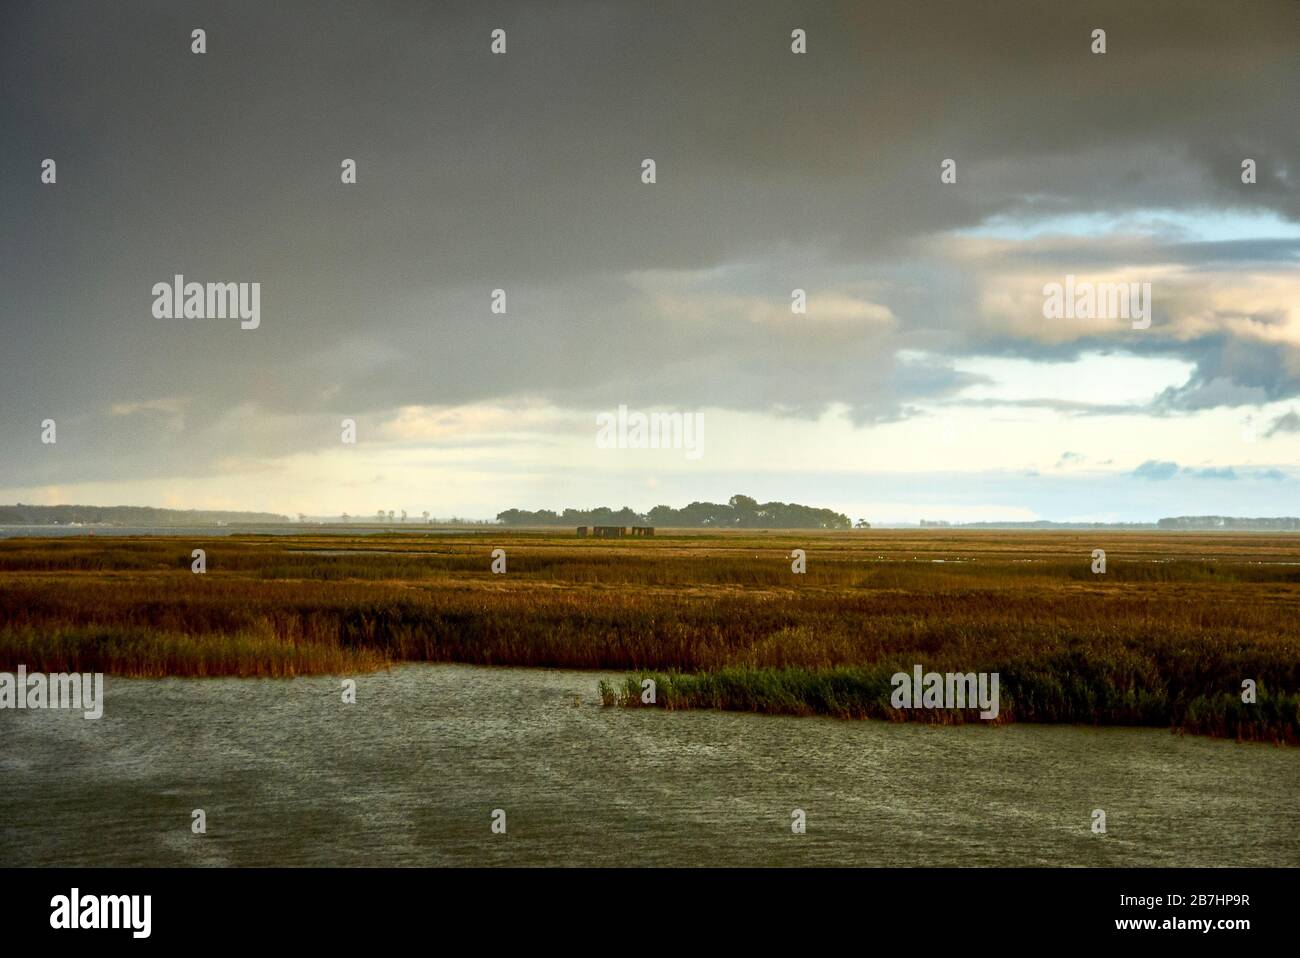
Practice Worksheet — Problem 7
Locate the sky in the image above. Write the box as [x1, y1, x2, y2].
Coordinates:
[2, 0, 1299, 524]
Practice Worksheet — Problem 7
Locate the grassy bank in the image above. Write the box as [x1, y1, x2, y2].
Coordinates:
[598, 668, 1298, 744]
[1, 530, 1297, 740]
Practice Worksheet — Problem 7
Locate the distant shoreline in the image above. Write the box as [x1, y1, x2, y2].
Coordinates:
[6, 523, 1300, 536]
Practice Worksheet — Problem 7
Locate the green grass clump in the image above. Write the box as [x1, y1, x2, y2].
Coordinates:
[600, 668, 1300, 743]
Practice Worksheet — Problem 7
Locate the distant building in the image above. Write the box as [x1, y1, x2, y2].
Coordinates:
[577, 526, 655, 538]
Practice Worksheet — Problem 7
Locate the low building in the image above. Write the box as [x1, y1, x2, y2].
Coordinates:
[579, 522, 655, 538]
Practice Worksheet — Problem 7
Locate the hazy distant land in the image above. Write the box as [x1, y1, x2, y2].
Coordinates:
[5, 500, 1300, 532]
[0, 503, 290, 526]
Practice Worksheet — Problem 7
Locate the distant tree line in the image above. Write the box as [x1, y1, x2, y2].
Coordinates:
[946, 520, 1155, 529]
[0, 504, 289, 525]
[497, 494, 854, 529]
[1157, 516, 1300, 531]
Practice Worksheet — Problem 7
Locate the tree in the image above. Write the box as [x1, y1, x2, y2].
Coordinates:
[492, 495, 848, 529]
[647, 505, 676, 526]
[400, 510, 407, 523]
[729, 495, 756, 508]
[422, 511, 430, 524]
[612, 506, 641, 526]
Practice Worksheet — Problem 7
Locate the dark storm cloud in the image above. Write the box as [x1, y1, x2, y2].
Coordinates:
[2, 0, 1298, 483]
[1151, 335, 1298, 411]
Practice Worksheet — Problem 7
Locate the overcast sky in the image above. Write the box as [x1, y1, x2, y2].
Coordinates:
[2, 0, 1298, 522]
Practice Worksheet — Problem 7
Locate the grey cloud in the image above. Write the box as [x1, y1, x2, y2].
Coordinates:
[1133, 460, 1179, 480]
[1151, 337, 1300, 412]
[1131, 461, 1275, 482]
[1266, 410, 1300, 436]
[955, 396, 1136, 416]
[1183, 466, 1237, 480]
[2, 0, 1298, 484]
[1000, 237, 1300, 270]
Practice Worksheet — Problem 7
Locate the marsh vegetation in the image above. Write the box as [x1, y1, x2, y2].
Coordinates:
[1, 529, 1296, 741]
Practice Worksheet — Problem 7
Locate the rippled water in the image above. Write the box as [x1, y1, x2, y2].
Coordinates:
[1, 664, 1296, 866]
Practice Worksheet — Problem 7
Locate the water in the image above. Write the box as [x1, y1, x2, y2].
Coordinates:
[1, 664, 1296, 867]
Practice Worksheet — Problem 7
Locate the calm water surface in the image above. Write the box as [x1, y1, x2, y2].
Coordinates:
[1, 664, 1296, 866]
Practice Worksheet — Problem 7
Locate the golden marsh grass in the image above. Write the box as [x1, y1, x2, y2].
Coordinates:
[1, 529, 1296, 740]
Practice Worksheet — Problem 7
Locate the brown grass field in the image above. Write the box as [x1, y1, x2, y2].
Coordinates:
[1, 529, 1297, 741]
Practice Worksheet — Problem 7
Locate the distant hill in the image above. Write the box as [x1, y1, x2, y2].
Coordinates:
[0, 504, 290, 526]
[498, 494, 854, 530]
